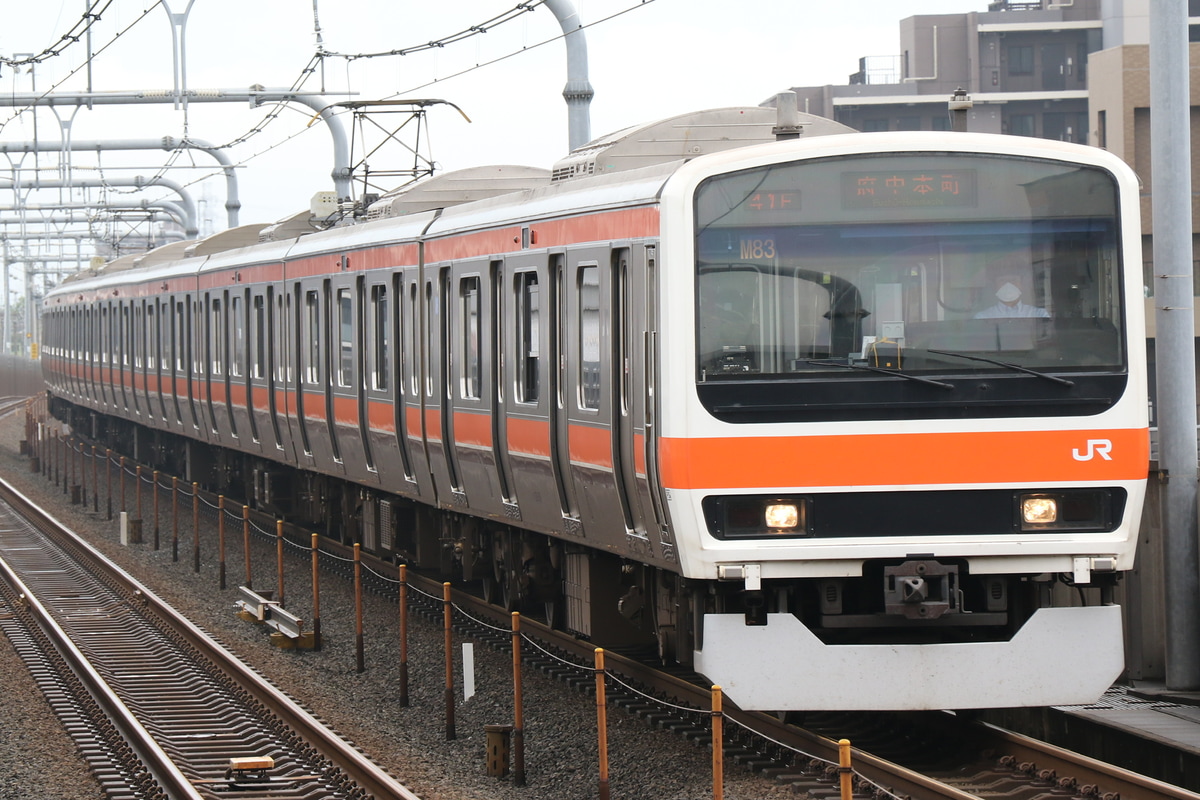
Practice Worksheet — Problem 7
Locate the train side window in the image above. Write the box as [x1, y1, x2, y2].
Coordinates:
[155, 302, 162, 366]
[174, 302, 185, 372]
[578, 265, 601, 411]
[193, 299, 204, 377]
[516, 271, 540, 404]
[305, 290, 321, 384]
[371, 283, 389, 391]
[115, 305, 123, 370]
[121, 304, 130, 367]
[84, 308, 92, 391]
[231, 293, 245, 378]
[210, 296, 223, 376]
[409, 282, 419, 397]
[145, 305, 156, 370]
[253, 294, 266, 380]
[272, 294, 282, 383]
[275, 292, 289, 384]
[424, 282, 435, 397]
[392, 275, 405, 398]
[145, 305, 151, 373]
[133, 304, 144, 371]
[461, 276, 481, 399]
[337, 287, 353, 387]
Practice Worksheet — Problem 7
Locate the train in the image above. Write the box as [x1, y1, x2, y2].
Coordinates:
[40, 106, 1149, 711]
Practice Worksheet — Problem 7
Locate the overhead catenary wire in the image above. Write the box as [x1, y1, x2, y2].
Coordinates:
[0, 1, 656, 243]
[176, 1, 656, 190]
[312, 0, 550, 62]
[0, 0, 116, 69]
[385, 0, 654, 98]
[0, 1, 166, 135]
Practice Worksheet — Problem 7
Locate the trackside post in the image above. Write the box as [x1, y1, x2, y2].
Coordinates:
[354, 544, 364, 673]
[242, 505, 252, 589]
[310, 534, 322, 650]
[712, 686, 724, 800]
[398, 563, 408, 706]
[192, 482, 200, 573]
[275, 520, 285, 607]
[511, 611, 525, 786]
[595, 647, 610, 800]
[839, 739, 853, 800]
[444, 581, 455, 739]
[217, 495, 226, 590]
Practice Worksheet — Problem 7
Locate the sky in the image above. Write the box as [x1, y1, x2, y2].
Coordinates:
[0, 0, 986, 240]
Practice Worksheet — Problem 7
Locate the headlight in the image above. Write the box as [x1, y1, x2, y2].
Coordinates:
[1017, 490, 1111, 532]
[1021, 496, 1058, 525]
[703, 496, 811, 539]
[765, 503, 800, 529]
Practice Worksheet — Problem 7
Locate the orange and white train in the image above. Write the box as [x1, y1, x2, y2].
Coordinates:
[42, 108, 1149, 710]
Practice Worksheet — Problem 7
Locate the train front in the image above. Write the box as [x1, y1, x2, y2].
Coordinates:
[658, 133, 1148, 711]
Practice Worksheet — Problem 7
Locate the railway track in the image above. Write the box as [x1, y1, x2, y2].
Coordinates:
[354, 541, 1200, 800]
[0, 396, 28, 417]
[0, 474, 421, 800]
[7, 413, 1198, 800]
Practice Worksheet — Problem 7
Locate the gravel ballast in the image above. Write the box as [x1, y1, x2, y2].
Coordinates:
[0, 407, 802, 800]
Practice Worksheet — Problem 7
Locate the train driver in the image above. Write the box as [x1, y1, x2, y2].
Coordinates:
[974, 271, 1050, 320]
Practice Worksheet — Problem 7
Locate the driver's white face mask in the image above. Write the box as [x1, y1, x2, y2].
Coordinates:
[996, 282, 1022, 303]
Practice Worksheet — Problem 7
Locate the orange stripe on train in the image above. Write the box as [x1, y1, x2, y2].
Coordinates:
[660, 428, 1150, 490]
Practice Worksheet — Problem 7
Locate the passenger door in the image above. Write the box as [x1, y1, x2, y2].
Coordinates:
[558, 247, 641, 546]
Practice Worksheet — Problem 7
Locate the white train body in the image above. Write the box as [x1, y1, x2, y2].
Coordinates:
[656, 132, 1146, 708]
[43, 111, 1148, 711]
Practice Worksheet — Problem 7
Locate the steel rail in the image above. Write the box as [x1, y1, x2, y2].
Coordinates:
[0, 535, 204, 800]
[400, 560, 983, 800]
[394, 550, 1197, 800]
[978, 720, 1200, 800]
[0, 474, 423, 800]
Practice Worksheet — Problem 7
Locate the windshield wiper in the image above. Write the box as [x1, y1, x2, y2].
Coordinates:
[925, 349, 1074, 387]
[804, 359, 954, 390]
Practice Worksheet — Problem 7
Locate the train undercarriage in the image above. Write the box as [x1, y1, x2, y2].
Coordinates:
[50, 396, 707, 665]
[51, 395, 1116, 682]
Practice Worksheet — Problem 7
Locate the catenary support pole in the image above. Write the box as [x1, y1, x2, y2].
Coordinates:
[0, 89, 352, 201]
[542, 0, 593, 151]
[1151, 0, 1200, 690]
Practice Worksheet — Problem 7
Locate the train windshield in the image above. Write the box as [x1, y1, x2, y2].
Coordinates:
[693, 152, 1126, 421]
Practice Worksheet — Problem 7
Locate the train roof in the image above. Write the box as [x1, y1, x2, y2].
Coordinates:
[132, 239, 196, 270]
[268, 209, 439, 261]
[365, 165, 551, 221]
[258, 209, 328, 243]
[426, 159, 680, 240]
[184, 223, 269, 257]
[548, 106, 855, 182]
[55, 105, 857, 293]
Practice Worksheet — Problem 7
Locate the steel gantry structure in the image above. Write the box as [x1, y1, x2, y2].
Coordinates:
[0, 136, 241, 228]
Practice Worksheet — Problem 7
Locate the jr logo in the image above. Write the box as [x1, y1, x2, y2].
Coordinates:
[1072, 439, 1113, 461]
